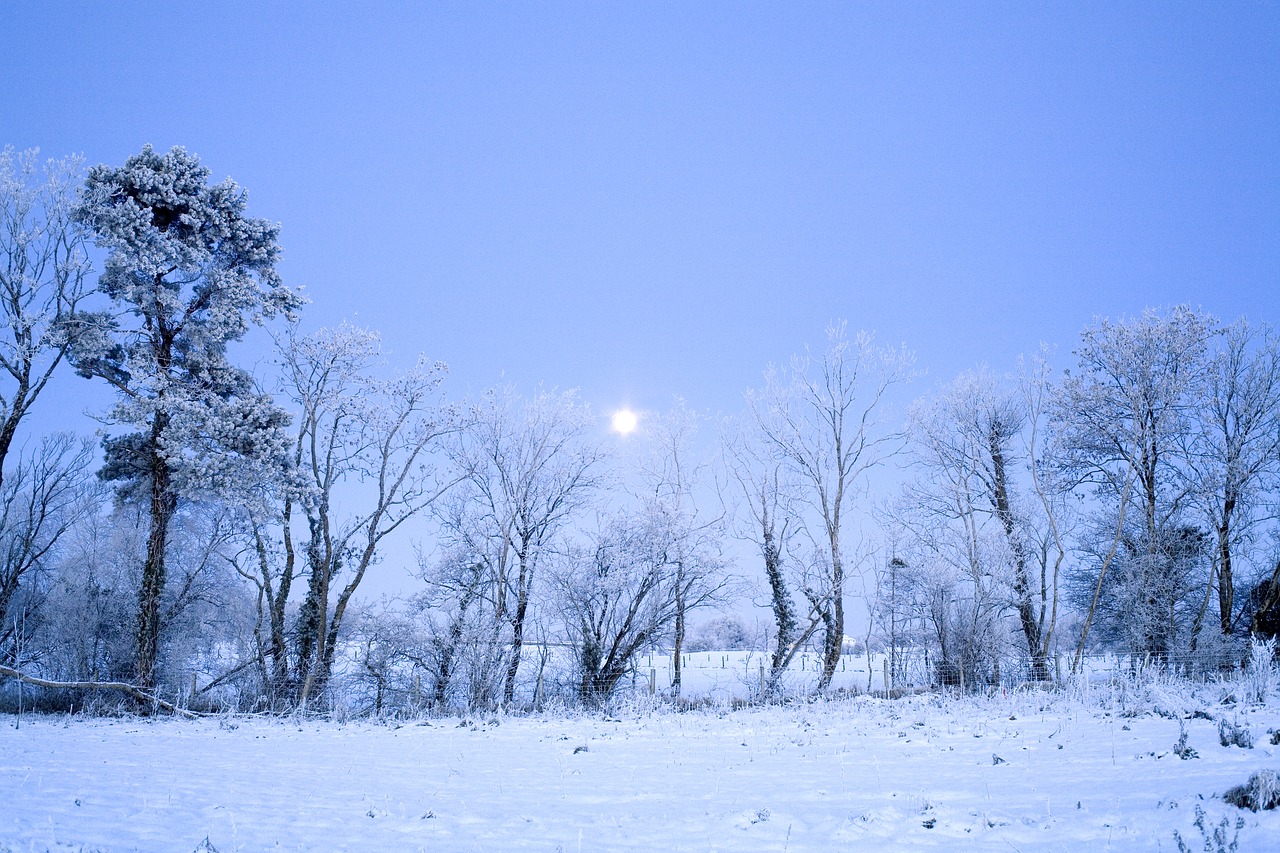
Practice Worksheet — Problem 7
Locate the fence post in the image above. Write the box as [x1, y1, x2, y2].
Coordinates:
[649, 669, 656, 696]
[759, 664, 766, 696]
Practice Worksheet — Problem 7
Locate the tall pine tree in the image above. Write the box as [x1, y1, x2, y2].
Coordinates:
[72, 145, 303, 691]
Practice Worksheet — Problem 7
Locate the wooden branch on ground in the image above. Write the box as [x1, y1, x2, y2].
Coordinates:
[0, 664, 198, 718]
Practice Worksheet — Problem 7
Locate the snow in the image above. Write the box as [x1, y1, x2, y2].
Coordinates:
[3, 686, 1280, 852]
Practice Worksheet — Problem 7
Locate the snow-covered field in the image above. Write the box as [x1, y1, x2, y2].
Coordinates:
[3, 682, 1280, 852]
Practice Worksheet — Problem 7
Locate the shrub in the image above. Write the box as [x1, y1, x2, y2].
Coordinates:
[686, 616, 753, 652]
[1173, 804, 1245, 852]
[1174, 719, 1198, 759]
[1222, 769, 1280, 811]
[1243, 636, 1277, 705]
[1218, 717, 1253, 749]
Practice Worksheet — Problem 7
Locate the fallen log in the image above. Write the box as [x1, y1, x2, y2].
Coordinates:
[0, 664, 198, 718]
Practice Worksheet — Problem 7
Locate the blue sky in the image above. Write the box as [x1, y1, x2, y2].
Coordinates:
[3, 1, 1278, 616]
[5, 2, 1278, 426]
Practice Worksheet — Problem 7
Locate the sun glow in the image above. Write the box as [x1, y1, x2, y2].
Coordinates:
[611, 409, 638, 435]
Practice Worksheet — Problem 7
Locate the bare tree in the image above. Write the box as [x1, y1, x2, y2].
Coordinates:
[746, 322, 914, 690]
[903, 368, 1063, 680]
[0, 148, 92, 493]
[884, 463, 1014, 688]
[0, 434, 94, 664]
[635, 400, 727, 695]
[434, 386, 602, 709]
[226, 508, 293, 708]
[0, 148, 96, 695]
[35, 497, 139, 687]
[1016, 350, 1074, 676]
[1186, 320, 1280, 639]
[871, 553, 914, 690]
[1053, 307, 1214, 665]
[555, 503, 722, 706]
[270, 324, 456, 709]
[340, 598, 426, 717]
[226, 324, 383, 706]
[723, 422, 818, 695]
[414, 547, 495, 712]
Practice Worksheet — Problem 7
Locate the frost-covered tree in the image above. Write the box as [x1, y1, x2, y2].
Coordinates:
[70, 145, 302, 691]
[900, 368, 1059, 680]
[433, 386, 602, 709]
[1053, 307, 1214, 665]
[686, 615, 753, 652]
[32, 498, 139, 689]
[724, 419, 815, 694]
[0, 148, 93, 491]
[0, 434, 94, 664]
[1067, 521, 1209, 661]
[413, 547, 494, 711]
[634, 400, 728, 695]
[1186, 320, 1280, 638]
[272, 324, 455, 709]
[883, 480, 1014, 688]
[746, 322, 914, 690]
[1015, 351, 1073, 673]
[555, 504, 718, 706]
[0, 150, 94, 663]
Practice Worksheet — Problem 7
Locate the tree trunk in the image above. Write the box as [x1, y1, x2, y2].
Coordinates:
[502, 559, 531, 707]
[0, 664, 196, 717]
[1073, 467, 1134, 674]
[818, 552, 842, 691]
[989, 430, 1047, 679]
[0, 578, 18, 653]
[1250, 559, 1280, 636]
[136, 419, 176, 693]
[296, 521, 331, 709]
[252, 521, 292, 703]
[273, 503, 296, 689]
[763, 519, 796, 678]
[671, 579, 686, 697]
[0, 374, 30, 496]
[1218, 493, 1237, 635]
[433, 618, 463, 709]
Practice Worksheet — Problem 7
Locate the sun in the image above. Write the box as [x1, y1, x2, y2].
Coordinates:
[611, 408, 638, 435]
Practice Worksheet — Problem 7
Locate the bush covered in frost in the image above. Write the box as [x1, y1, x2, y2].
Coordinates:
[1222, 769, 1280, 811]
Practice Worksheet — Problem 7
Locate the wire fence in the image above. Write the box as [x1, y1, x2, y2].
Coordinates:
[617, 642, 1269, 703]
[5, 638, 1270, 717]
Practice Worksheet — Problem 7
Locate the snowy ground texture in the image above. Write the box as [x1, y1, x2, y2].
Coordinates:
[3, 680, 1280, 852]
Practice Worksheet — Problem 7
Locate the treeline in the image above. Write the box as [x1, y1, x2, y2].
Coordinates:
[875, 309, 1280, 689]
[1, 145, 1277, 717]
